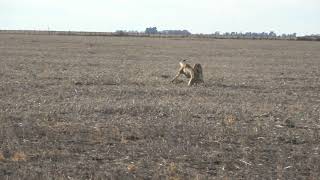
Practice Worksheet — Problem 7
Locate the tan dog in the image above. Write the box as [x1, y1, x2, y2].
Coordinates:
[171, 60, 204, 86]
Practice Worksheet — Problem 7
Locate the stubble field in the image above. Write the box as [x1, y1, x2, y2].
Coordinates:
[0, 34, 320, 179]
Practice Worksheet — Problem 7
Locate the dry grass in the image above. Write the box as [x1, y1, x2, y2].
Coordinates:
[0, 34, 320, 179]
[11, 152, 27, 162]
[0, 151, 5, 161]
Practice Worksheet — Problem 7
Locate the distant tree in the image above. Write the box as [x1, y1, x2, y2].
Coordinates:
[181, 30, 191, 36]
[145, 27, 158, 34]
[115, 30, 128, 36]
[161, 30, 191, 36]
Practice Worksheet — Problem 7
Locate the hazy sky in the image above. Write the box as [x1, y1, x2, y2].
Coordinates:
[1, 0, 319, 35]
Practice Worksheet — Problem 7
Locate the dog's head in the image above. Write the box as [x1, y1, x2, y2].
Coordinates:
[179, 59, 188, 67]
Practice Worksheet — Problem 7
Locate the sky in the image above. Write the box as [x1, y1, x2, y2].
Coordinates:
[0, 0, 319, 36]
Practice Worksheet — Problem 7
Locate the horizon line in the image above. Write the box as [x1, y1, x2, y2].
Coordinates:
[1, 29, 318, 37]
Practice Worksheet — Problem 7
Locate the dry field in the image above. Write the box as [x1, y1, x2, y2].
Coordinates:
[0, 34, 320, 179]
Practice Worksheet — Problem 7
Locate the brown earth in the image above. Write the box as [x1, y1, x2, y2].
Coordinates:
[0, 34, 320, 179]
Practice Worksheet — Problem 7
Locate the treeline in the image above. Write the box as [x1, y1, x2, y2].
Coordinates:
[1, 30, 319, 41]
[297, 35, 320, 41]
[0, 30, 192, 38]
[0, 30, 114, 36]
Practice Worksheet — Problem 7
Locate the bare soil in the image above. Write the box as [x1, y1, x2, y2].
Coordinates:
[1, 34, 320, 179]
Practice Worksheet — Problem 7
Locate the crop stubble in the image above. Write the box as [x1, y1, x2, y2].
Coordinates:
[0, 34, 320, 179]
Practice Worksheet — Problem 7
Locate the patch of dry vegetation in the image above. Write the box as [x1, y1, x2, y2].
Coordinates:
[0, 34, 320, 179]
